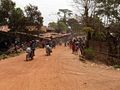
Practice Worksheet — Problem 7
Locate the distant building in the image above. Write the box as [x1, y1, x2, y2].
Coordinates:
[0, 25, 10, 32]
[47, 26, 55, 32]
[26, 25, 38, 31]
[40, 26, 47, 32]
[26, 25, 46, 32]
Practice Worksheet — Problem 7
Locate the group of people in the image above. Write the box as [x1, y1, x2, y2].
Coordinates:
[68, 37, 86, 56]
[25, 36, 86, 61]
[25, 39, 58, 61]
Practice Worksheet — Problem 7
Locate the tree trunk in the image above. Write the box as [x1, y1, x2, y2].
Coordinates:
[84, 5, 90, 48]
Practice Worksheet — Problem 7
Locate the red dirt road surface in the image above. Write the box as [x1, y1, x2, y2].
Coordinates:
[0, 46, 120, 90]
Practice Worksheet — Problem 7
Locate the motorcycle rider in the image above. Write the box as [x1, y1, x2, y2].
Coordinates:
[45, 41, 52, 56]
[26, 44, 32, 61]
[26, 40, 36, 61]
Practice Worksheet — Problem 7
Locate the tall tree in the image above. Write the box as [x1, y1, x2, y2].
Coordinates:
[73, 0, 97, 26]
[57, 21, 68, 33]
[73, 0, 97, 47]
[48, 22, 57, 30]
[57, 9, 72, 25]
[9, 8, 25, 32]
[0, 0, 15, 25]
[96, 0, 120, 25]
[25, 4, 43, 30]
[67, 18, 81, 34]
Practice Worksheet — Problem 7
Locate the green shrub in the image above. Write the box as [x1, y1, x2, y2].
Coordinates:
[0, 54, 8, 60]
[113, 65, 120, 69]
[84, 48, 95, 60]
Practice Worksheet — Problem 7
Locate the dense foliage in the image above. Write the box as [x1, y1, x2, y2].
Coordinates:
[0, 0, 43, 32]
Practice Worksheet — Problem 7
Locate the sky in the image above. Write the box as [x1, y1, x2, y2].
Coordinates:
[12, 0, 73, 26]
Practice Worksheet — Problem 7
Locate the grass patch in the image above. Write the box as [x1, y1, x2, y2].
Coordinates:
[84, 48, 95, 60]
[0, 51, 23, 60]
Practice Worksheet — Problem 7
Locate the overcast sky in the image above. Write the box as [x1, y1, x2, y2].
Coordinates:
[12, 0, 73, 26]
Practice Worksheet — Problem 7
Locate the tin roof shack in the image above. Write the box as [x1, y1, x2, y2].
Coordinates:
[0, 25, 10, 32]
[47, 26, 56, 32]
[40, 26, 47, 33]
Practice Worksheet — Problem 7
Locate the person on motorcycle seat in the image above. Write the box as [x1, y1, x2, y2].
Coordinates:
[26, 45, 32, 61]
[45, 43, 52, 56]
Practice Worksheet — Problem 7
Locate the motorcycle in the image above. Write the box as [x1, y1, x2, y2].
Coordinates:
[26, 47, 33, 61]
[46, 45, 52, 56]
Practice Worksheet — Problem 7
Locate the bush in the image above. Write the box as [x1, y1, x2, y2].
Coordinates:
[0, 54, 8, 60]
[84, 48, 95, 60]
[113, 65, 120, 69]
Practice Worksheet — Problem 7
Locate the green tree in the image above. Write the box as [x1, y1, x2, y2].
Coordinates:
[89, 15, 104, 31]
[57, 21, 68, 33]
[67, 18, 81, 34]
[96, 0, 120, 25]
[9, 8, 25, 32]
[109, 22, 120, 33]
[48, 22, 57, 30]
[57, 9, 72, 25]
[73, 0, 97, 27]
[0, 0, 15, 25]
[25, 4, 43, 29]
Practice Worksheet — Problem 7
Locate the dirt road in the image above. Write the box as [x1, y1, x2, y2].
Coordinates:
[0, 46, 120, 90]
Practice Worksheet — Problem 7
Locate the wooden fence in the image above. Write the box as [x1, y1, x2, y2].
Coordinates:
[89, 40, 120, 65]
